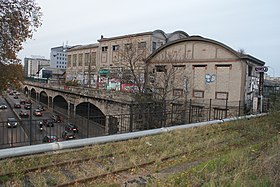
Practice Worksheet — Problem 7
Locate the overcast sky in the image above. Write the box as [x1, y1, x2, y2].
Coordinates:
[18, 0, 280, 76]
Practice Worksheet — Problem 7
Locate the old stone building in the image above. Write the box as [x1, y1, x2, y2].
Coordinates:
[66, 44, 99, 87]
[65, 30, 188, 90]
[146, 36, 265, 117]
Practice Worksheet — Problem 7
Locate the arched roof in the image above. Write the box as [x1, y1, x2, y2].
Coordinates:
[167, 30, 189, 38]
[146, 35, 265, 65]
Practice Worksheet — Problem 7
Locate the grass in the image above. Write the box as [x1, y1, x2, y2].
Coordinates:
[0, 111, 279, 186]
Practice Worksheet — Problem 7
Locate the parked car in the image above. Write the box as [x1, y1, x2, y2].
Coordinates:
[0, 103, 7, 109]
[19, 110, 29, 118]
[42, 119, 54, 127]
[65, 123, 79, 133]
[24, 104, 31, 110]
[62, 131, 75, 140]
[51, 115, 62, 123]
[9, 92, 13, 95]
[33, 109, 42, 116]
[42, 135, 59, 143]
[7, 117, 18, 128]
[14, 103, 21, 109]
[13, 95, 19, 99]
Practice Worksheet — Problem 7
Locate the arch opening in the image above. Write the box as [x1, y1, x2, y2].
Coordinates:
[39, 91, 48, 106]
[53, 95, 68, 116]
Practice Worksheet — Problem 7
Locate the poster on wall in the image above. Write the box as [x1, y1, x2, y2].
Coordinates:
[121, 83, 138, 93]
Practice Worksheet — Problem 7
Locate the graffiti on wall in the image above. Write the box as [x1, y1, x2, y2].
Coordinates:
[205, 74, 216, 84]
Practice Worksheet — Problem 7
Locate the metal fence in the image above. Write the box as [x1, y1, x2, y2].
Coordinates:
[0, 98, 271, 149]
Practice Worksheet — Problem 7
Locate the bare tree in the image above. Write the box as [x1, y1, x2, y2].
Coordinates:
[117, 37, 149, 93]
[0, 0, 42, 62]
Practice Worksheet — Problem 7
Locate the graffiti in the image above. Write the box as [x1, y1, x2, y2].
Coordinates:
[205, 74, 216, 84]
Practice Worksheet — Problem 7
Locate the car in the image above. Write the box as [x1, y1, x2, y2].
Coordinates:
[51, 115, 62, 123]
[13, 95, 19, 99]
[65, 123, 79, 133]
[14, 103, 21, 108]
[33, 109, 42, 116]
[20, 100, 26, 105]
[42, 119, 54, 127]
[25, 99, 32, 104]
[9, 92, 13, 95]
[62, 131, 75, 140]
[0, 103, 7, 109]
[42, 135, 60, 143]
[37, 105, 45, 112]
[7, 117, 18, 128]
[24, 104, 31, 110]
[19, 110, 29, 118]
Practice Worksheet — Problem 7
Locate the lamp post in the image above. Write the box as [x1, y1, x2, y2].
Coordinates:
[29, 103, 32, 145]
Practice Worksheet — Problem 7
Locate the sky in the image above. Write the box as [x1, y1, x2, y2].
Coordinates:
[18, 0, 280, 76]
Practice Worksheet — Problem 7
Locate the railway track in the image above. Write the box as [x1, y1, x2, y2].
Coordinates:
[0, 116, 271, 186]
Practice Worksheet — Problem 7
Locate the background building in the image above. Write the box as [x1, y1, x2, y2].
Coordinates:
[23, 57, 50, 77]
[50, 45, 70, 69]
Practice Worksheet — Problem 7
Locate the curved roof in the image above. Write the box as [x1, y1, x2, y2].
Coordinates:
[167, 30, 189, 38]
[146, 36, 265, 65]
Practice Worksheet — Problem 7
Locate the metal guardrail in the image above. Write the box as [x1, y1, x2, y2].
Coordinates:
[0, 113, 266, 159]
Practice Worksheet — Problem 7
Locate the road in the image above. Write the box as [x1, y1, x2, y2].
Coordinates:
[0, 92, 67, 149]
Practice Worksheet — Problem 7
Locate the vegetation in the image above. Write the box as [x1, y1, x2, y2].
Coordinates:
[0, 111, 279, 186]
[0, 0, 42, 62]
[0, 63, 24, 92]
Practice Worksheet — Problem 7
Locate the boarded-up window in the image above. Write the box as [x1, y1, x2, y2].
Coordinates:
[215, 65, 230, 92]
[78, 54, 83, 66]
[67, 55, 71, 67]
[193, 65, 206, 91]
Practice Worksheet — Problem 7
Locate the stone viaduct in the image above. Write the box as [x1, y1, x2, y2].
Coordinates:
[23, 81, 134, 129]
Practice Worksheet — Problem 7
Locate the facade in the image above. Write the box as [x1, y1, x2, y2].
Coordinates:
[66, 30, 188, 90]
[146, 36, 265, 114]
[66, 44, 99, 87]
[23, 57, 50, 77]
[50, 46, 70, 69]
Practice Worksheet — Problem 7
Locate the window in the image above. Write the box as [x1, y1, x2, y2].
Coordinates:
[152, 42, 156, 51]
[124, 43, 132, 50]
[78, 54, 83, 66]
[193, 90, 204, 98]
[138, 42, 146, 49]
[67, 55, 71, 67]
[173, 89, 183, 96]
[215, 64, 232, 69]
[102, 46, 108, 52]
[91, 52, 97, 66]
[112, 45, 120, 51]
[73, 54, 77, 67]
[85, 53, 89, 66]
[215, 92, 228, 100]
[155, 65, 166, 72]
[248, 65, 252, 76]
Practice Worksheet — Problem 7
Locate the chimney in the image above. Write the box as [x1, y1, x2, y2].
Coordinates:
[101, 35, 104, 39]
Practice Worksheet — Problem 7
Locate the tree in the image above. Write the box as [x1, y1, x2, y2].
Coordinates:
[0, 0, 42, 62]
[0, 63, 24, 92]
[117, 37, 149, 93]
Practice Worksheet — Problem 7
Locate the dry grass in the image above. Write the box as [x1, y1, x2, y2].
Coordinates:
[0, 111, 279, 186]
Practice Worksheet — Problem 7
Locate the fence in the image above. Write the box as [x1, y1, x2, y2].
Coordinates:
[0, 98, 271, 149]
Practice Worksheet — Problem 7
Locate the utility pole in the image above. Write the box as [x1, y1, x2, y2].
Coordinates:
[88, 49, 92, 88]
